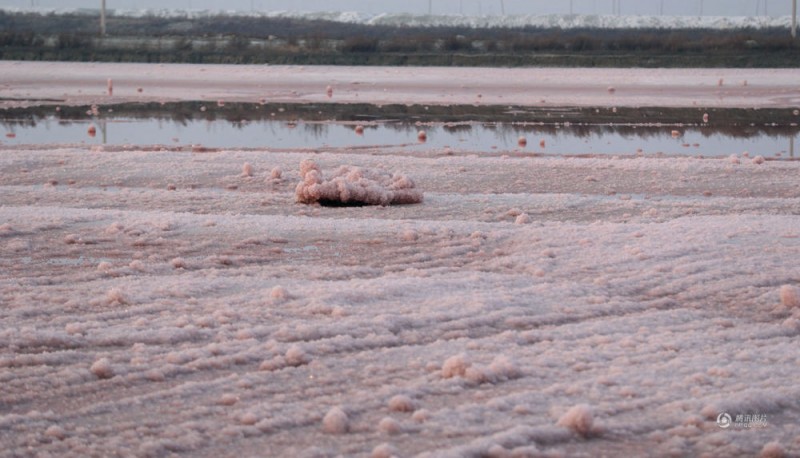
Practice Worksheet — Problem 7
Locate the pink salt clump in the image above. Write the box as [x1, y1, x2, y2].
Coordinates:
[90, 358, 114, 379]
[378, 417, 401, 435]
[780, 285, 799, 308]
[240, 412, 258, 426]
[270, 166, 283, 180]
[284, 345, 309, 367]
[412, 409, 430, 422]
[45, 425, 67, 440]
[400, 229, 418, 242]
[295, 159, 423, 206]
[388, 394, 415, 412]
[760, 442, 786, 458]
[107, 287, 128, 305]
[441, 354, 470, 378]
[752, 155, 765, 165]
[463, 355, 522, 385]
[557, 404, 594, 436]
[270, 285, 289, 301]
[371, 443, 399, 458]
[489, 355, 521, 379]
[218, 394, 239, 406]
[242, 162, 253, 177]
[322, 407, 349, 434]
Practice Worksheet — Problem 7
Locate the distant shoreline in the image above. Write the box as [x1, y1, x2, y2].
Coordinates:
[0, 7, 796, 30]
[1, 9, 798, 68]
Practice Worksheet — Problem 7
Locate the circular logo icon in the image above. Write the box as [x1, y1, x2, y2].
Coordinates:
[717, 413, 732, 429]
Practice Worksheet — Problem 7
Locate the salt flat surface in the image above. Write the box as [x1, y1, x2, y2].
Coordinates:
[2, 143, 800, 457]
[2, 61, 800, 109]
[1, 65, 800, 457]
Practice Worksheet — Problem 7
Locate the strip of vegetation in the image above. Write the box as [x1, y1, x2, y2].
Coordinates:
[1, 10, 798, 67]
[3, 102, 799, 133]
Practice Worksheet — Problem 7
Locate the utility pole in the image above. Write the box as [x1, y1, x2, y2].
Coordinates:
[500, 0, 505, 15]
[100, 0, 106, 36]
[428, 0, 432, 14]
[793, 0, 797, 39]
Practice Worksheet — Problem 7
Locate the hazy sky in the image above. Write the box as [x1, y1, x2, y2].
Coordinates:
[1, 0, 792, 16]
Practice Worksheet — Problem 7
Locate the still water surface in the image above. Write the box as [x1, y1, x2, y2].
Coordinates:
[2, 116, 797, 159]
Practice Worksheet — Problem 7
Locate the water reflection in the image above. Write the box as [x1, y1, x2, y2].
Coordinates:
[1, 104, 798, 159]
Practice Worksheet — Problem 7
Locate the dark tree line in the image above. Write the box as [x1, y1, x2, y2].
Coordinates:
[0, 10, 797, 67]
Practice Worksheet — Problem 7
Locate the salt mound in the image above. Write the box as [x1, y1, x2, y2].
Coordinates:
[760, 442, 786, 458]
[90, 357, 114, 379]
[780, 285, 799, 308]
[295, 160, 423, 206]
[557, 404, 594, 436]
[322, 406, 349, 434]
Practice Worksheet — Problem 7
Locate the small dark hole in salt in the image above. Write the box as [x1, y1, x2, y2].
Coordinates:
[318, 199, 369, 208]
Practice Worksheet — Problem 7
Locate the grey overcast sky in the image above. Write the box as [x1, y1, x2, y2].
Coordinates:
[1, 0, 793, 16]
